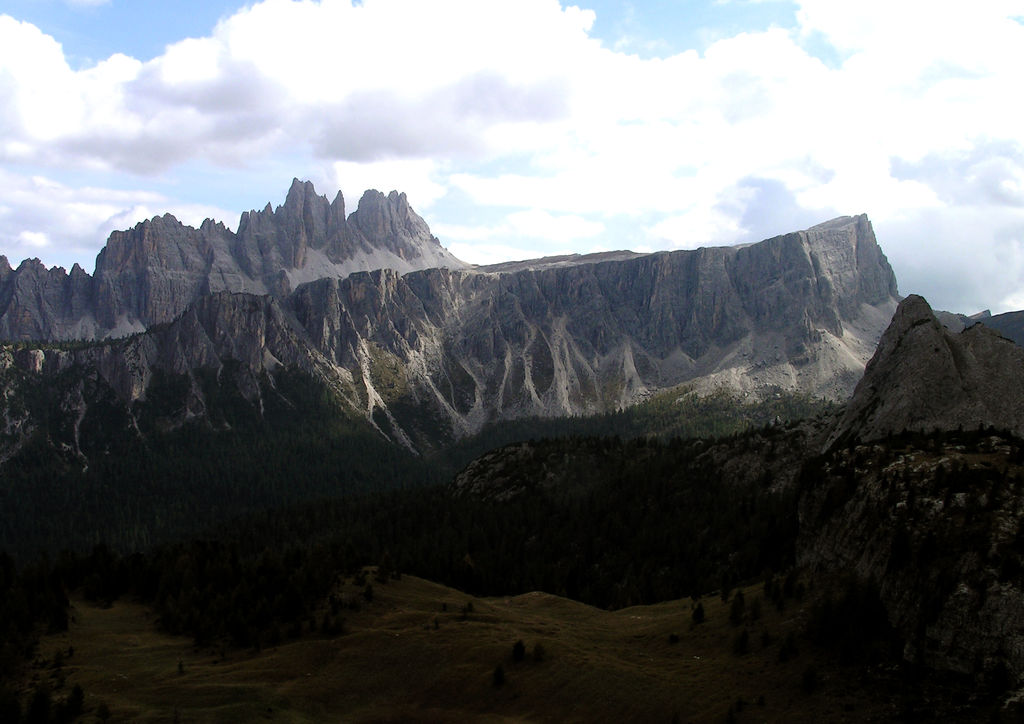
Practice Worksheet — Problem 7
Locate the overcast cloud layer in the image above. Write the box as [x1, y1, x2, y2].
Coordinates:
[1, 0, 1023, 314]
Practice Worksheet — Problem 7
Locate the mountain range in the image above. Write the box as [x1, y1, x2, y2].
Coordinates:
[1, 179, 900, 453]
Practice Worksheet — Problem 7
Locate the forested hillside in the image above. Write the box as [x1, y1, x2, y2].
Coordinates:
[0, 353, 830, 561]
[0, 365, 438, 560]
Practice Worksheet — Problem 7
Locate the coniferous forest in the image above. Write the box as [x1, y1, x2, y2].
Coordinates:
[0, 364, 822, 673]
[4, 357, 1023, 721]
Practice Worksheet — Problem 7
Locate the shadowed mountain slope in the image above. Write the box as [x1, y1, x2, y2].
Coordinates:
[981, 309, 1024, 347]
[829, 294, 1024, 446]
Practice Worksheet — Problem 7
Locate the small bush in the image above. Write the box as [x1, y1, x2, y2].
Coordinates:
[66, 684, 84, 719]
[729, 591, 746, 625]
[26, 685, 52, 724]
[692, 602, 705, 625]
[801, 665, 819, 693]
[732, 629, 750, 655]
[778, 632, 798, 662]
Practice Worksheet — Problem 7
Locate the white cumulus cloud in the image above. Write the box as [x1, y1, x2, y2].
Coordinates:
[0, 170, 236, 272]
[1, 1, 1023, 312]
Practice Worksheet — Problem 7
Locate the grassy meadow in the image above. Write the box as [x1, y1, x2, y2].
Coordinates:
[16, 569, 921, 723]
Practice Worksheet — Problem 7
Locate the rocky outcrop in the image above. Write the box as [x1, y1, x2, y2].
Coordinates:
[829, 295, 1024, 446]
[799, 294, 1024, 688]
[934, 308, 989, 333]
[798, 431, 1024, 687]
[0, 179, 466, 342]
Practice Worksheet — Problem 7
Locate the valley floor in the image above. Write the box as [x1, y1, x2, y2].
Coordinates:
[16, 571, 949, 723]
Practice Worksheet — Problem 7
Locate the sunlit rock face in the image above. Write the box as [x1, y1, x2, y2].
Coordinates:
[0, 179, 466, 342]
[2, 211, 900, 451]
[284, 214, 896, 443]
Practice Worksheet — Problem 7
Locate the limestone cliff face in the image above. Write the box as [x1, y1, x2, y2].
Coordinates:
[1, 213, 900, 450]
[92, 215, 238, 336]
[234, 178, 348, 275]
[0, 179, 466, 341]
[285, 214, 897, 445]
[348, 189, 443, 262]
[0, 258, 96, 340]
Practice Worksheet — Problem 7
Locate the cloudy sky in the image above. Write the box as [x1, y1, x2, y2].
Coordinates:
[1, 0, 1023, 314]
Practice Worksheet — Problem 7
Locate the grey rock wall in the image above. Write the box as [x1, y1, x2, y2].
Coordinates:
[2, 211, 901, 449]
[0, 179, 466, 342]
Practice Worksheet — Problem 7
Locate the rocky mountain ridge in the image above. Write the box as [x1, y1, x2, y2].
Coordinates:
[0, 179, 465, 341]
[2, 210, 899, 453]
[981, 309, 1024, 347]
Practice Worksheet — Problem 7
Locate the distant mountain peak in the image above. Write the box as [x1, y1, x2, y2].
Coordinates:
[0, 179, 467, 341]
